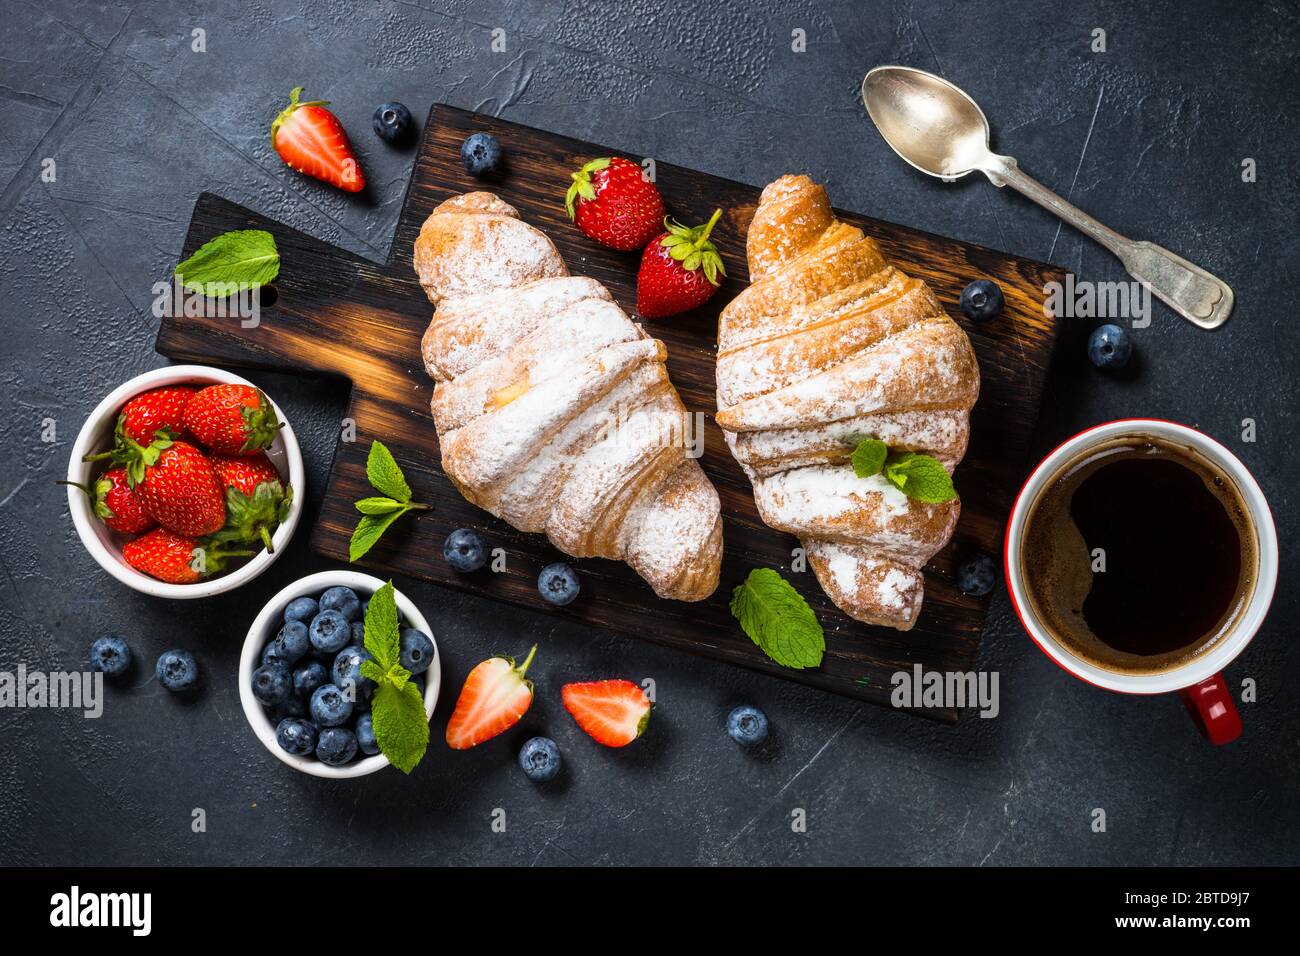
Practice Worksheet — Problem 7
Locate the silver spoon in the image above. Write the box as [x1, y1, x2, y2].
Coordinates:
[861, 65, 1232, 329]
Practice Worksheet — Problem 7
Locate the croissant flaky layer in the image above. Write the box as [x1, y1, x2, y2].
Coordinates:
[415, 192, 722, 602]
[716, 175, 980, 629]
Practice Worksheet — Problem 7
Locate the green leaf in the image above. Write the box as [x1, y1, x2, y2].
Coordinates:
[851, 438, 888, 478]
[883, 452, 957, 503]
[175, 229, 279, 297]
[349, 509, 406, 561]
[366, 440, 412, 502]
[729, 568, 825, 669]
[370, 679, 429, 774]
[362, 580, 401, 670]
[354, 496, 405, 515]
[359, 659, 387, 685]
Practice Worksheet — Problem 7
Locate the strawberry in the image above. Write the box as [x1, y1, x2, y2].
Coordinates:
[210, 452, 280, 496]
[208, 452, 292, 554]
[118, 386, 195, 446]
[445, 645, 537, 750]
[636, 209, 727, 319]
[271, 86, 366, 192]
[561, 680, 652, 747]
[58, 468, 156, 535]
[134, 441, 227, 537]
[183, 384, 280, 455]
[564, 156, 665, 251]
[123, 528, 250, 584]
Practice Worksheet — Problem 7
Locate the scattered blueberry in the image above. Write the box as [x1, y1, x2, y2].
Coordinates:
[156, 649, 199, 692]
[319, 586, 362, 623]
[309, 683, 353, 727]
[309, 609, 351, 654]
[252, 662, 293, 706]
[443, 528, 489, 572]
[372, 101, 414, 145]
[293, 659, 329, 698]
[960, 279, 1004, 323]
[355, 713, 379, 756]
[284, 596, 319, 625]
[89, 636, 131, 677]
[518, 736, 562, 782]
[956, 552, 998, 597]
[316, 727, 358, 766]
[276, 719, 319, 757]
[1087, 323, 1133, 370]
[460, 132, 502, 177]
[399, 628, 434, 675]
[332, 645, 375, 703]
[727, 705, 769, 747]
[271, 696, 307, 722]
[538, 562, 580, 606]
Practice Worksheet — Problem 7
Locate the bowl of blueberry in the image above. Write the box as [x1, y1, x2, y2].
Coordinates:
[239, 570, 440, 778]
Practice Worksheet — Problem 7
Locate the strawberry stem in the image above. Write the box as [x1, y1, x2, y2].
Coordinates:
[514, 643, 538, 678]
[698, 208, 723, 242]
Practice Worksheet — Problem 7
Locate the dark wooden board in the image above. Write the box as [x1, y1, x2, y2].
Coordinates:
[157, 105, 1062, 721]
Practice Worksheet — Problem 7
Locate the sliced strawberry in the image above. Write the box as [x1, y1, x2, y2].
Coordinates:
[59, 467, 157, 535]
[445, 645, 537, 750]
[565, 156, 665, 251]
[636, 209, 726, 319]
[271, 86, 365, 192]
[562, 680, 652, 747]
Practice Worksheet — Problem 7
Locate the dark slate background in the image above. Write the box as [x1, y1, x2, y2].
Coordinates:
[1, 0, 1296, 866]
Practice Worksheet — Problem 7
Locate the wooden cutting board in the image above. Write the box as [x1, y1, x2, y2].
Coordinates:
[157, 105, 1062, 722]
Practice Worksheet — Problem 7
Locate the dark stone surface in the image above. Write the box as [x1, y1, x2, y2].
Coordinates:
[1, 0, 1296, 866]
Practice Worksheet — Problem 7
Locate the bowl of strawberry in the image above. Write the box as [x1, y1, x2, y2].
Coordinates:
[65, 364, 304, 598]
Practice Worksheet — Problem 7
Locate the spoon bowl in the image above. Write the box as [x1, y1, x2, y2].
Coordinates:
[861, 65, 994, 179]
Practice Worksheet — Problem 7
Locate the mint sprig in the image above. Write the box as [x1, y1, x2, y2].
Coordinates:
[849, 439, 956, 504]
[175, 229, 280, 297]
[729, 568, 825, 670]
[349, 441, 430, 561]
[360, 581, 429, 774]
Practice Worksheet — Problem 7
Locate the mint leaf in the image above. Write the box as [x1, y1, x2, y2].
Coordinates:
[729, 568, 825, 669]
[349, 510, 405, 561]
[175, 229, 279, 297]
[359, 659, 387, 685]
[370, 679, 429, 774]
[851, 438, 888, 478]
[362, 580, 401, 670]
[354, 496, 405, 515]
[366, 440, 411, 503]
[883, 452, 956, 503]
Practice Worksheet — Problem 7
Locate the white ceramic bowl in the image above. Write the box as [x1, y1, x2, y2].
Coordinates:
[66, 364, 305, 599]
[240, 571, 441, 778]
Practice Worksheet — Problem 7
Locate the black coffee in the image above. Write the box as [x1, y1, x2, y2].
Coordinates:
[1021, 436, 1255, 674]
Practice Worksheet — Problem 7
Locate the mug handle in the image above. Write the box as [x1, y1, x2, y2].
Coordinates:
[1178, 673, 1242, 745]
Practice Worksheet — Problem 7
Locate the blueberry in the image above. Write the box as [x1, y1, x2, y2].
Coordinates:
[956, 552, 998, 597]
[355, 712, 379, 756]
[155, 649, 199, 692]
[332, 645, 375, 703]
[460, 132, 502, 177]
[350, 621, 366, 647]
[310, 683, 353, 727]
[316, 727, 358, 766]
[538, 562, 580, 606]
[319, 586, 361, 623]
[270, 695, 307, 722]
[89, 636, 131, 677]
[276, 718, 319, 757]
[1087, 323, 1133, 370]
[443, 528, 489, 572]
[293, 659, 329, 698]
[726, 705, 769, 747]
[518, 736, 562, 782]
[252, 662, 293, 706]
[960, 279, 1004, 323]
[261, 641, 288, 666]
[372, 101, 414, 145]
[309, 609, 351, 654]
[284, 596, 319, 626]
[399, 628, 434, 675]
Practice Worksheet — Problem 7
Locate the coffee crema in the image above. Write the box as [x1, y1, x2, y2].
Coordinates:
[1020, 435, 1256, 675]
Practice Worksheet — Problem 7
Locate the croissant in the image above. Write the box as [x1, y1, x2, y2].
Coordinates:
[715, 175, 979, 629]
[414, 192, 722, 601]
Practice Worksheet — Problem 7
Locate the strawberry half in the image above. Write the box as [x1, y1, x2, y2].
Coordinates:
[565, 156, 665, 251]
[445, 645, 537, 750]
[118, 386, 196, 446]
[123, 528, 250, 584]
[134, 441, 227, 537]
[183, 384, 279, 456]
[59, 468, 157, 535]
[636, 209, 726, 319]
[271, 86, 366, 192]
[562, 680, 652, 747]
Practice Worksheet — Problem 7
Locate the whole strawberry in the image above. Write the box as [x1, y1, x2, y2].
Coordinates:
[636, 209, 727, 318]
[209, 452, 292, 553]
[135, 441, 227, 537]
[565, 156, 665, 251]
[123, 528, 250, 584]
[59, 468, 157, 535]
[183, 384, 279, 456]
[210, 452, 280, 496]
[118, 386, 195, 446]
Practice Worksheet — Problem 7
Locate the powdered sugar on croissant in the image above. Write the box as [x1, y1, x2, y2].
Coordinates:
[415, 192, 722, 602]
[715, 175, 979, 629]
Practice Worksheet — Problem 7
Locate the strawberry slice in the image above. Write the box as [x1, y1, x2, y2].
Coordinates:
[562, 680, 652, 747]
[445, 645, 537, 750]
[271, 86, 365, 193]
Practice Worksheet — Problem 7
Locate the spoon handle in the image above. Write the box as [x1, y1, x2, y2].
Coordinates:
[982, 155, 1233, 329]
